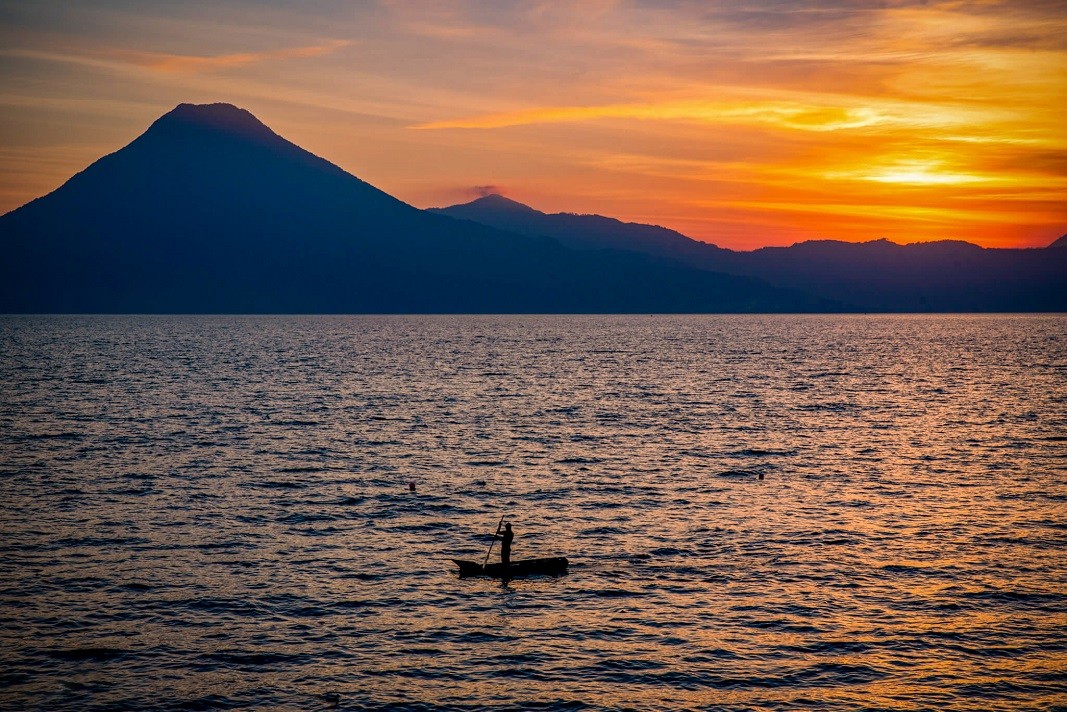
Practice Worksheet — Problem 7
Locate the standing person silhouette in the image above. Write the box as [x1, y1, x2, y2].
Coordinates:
[496, 522, 514, 567]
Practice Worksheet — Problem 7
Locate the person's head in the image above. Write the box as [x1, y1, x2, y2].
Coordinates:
[504, 523, 512, 531]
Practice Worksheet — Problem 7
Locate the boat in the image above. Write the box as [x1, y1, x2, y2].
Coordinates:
[452, 557, 569, 579]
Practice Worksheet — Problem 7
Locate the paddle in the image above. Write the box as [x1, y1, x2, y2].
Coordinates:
[483, 515, 505, 569]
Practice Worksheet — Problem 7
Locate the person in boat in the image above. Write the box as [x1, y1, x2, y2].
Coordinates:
[495, 522, 514, 567]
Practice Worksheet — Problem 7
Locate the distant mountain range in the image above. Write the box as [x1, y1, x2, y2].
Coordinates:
[1, 102, 1063, 313]
[0, 103, 827, 313]
[434, 195, 1067, 312]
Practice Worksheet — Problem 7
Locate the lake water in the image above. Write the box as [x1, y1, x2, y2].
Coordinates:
[1, 314, 1065, 711]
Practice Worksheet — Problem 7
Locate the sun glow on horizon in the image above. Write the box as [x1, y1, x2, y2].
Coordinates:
[825, 160, 992, 187]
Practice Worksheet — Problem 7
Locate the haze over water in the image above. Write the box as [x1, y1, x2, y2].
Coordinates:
[1, 314, 1065, 711]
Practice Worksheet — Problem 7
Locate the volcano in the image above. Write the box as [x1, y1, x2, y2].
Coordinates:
[0, 103, 816, 313]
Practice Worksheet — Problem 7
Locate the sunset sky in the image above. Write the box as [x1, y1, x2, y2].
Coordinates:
[1, 1, 1064, 249]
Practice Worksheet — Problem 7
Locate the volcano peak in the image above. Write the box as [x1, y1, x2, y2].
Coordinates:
[147, 102, 278, 142]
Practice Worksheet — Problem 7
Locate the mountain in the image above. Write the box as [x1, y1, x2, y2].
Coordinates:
[434, 193, 725, 256]
[1049, 234, 1067, 249]
[736, 239, 1067, 312]
[437, 196, 1067, 312]
[433, 194, 732, 265]
[0, 103, 821, 314]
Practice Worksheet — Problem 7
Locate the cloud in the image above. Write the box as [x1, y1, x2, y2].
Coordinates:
[470, 184, 505, 197]
[101, 39, 351, 74]
[412, 96, 992, 134]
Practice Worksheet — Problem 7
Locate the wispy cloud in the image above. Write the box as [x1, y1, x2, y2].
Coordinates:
[470, 184, 506, 197]
[99, 39, 351, 74]
[412, 95, 1003, 135]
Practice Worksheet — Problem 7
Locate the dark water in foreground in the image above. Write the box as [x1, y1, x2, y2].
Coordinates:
[1, 315, 1065, 711]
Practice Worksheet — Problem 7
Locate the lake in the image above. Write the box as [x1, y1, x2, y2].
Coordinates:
[1, 314, 1064, 710]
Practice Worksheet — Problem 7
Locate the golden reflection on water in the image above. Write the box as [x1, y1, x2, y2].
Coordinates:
[1, 315, 1064, 710]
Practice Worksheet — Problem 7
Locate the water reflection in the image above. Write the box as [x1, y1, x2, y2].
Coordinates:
[0, 315, 1064, 710]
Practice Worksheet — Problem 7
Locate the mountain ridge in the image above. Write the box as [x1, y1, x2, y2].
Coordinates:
[435, 194, 1067, 311]
[431, 194, 728, 261]
[0, 102, 823, 314]
[438, 194, 1054, 255]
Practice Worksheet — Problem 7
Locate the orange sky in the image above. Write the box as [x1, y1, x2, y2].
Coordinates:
[1, 1, 1064, 249]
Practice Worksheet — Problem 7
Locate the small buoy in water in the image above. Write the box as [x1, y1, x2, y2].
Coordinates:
[408, 482, 416, 492]
[758, 472, 764, 480]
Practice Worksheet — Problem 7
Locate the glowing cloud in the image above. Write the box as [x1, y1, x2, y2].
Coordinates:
[103, 40, 351, 74]
[414, 99, 902, 132]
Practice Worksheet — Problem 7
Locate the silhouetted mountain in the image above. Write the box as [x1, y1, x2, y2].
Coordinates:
[433, 194, 732, 264]
[740, 239, 1066, 312]
[437, 195, 1067, 312]
[1048, 234, 1067, 249]
[0, 103, 819, 313]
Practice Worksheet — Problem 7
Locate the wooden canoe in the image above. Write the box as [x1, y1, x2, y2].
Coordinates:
[452, 557, 569, 579]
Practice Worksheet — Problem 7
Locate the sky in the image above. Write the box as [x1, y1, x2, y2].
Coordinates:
[0, 1, 1064, 250]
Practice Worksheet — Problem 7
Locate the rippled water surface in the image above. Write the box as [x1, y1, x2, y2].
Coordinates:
[1, 315, 1065, 711]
